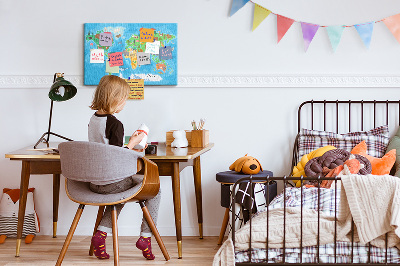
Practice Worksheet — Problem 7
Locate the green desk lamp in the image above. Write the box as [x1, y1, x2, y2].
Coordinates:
[34, 73, 77, 149]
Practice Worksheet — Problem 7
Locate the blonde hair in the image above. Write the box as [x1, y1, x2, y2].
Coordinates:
[90, 75, 130, 114]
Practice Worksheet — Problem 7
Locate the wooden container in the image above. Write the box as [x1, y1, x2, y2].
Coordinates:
[190, 130, 209, 148]
[166, 130, 192, 146]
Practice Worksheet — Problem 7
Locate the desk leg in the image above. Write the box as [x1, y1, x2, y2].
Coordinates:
[53, 174, 60, 238]
[193, 157, 203, 239]
[16, 161, 31, 257]
[171, 162, 182, 259]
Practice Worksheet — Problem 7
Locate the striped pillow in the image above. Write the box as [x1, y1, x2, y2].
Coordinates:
[296, 125, 390, 164]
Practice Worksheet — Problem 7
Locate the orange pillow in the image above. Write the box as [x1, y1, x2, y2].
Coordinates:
[351, 140, 396, 175]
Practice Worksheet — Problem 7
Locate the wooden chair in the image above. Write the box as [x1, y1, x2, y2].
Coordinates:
[56, 141, 170, 266]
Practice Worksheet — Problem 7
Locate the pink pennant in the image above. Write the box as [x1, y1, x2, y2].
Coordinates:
[383, 14, 400, 44]
[301, 22, 320, 52]
[277, 15, 295, 43]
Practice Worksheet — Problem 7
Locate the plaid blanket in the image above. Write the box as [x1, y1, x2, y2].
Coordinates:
[228, 181, 277, 235]
[236, 242, 400, 263]
[235, 186, 400, 263]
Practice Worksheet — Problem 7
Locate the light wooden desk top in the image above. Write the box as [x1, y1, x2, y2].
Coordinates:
[5, 142, 214, 161]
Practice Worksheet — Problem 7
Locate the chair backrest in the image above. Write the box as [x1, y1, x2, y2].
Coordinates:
[59, 141, 142, 183]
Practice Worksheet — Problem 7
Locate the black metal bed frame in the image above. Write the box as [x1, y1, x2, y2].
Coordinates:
[232, 100, 400, 265]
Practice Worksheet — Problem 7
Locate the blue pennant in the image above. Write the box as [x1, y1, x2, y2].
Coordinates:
[354, 22, 374, 49]
[230, 0, 250, 17]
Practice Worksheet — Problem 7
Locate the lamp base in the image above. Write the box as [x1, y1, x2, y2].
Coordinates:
[33, 132, 73, 149]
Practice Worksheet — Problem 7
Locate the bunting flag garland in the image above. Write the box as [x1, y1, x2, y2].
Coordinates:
[326, 26, 345, 52]
[354, 22, 374, 49]
[253, 4, 271, 31]
[277, 15, 295, 43]
[230, 0, 250, 17]
[229, 0, 400, 52]
[301, 22, 319, 52]
[383, 14, 400, 44]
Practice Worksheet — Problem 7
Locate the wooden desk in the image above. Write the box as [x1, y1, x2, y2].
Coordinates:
[5, 142, 213, 259]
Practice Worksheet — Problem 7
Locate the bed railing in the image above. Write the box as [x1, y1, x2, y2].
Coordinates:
[231, 100, 400, 265]
[292, 100, 400, 170]
[231, 175, 393, 265]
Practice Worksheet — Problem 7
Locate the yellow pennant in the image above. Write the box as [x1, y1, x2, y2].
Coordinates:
[253, 4, 271, 31]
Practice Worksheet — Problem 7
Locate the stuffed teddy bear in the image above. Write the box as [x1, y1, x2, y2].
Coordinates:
[0, 188, 39, 244]
[171, 130, 188, 148]
[230, 154, 263, 175]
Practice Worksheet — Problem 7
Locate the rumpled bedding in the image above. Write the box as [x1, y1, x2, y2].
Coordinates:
[213, 176, 400, 265]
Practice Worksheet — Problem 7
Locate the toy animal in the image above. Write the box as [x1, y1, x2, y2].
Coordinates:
[0, 188, 39, 244]
[171, 130, 188, 148]
[229, 154, 263, 175]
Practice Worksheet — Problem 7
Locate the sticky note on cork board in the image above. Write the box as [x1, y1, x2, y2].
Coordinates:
[126, 79, 144, 100]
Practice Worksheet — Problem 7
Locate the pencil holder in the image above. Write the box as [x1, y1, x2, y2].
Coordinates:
[191, 130, 209, 148]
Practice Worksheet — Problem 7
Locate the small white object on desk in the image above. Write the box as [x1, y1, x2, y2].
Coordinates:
[171, 130, 188, 148]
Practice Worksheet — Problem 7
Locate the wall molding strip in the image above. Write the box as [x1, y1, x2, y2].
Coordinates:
[0, 75, 399, 88]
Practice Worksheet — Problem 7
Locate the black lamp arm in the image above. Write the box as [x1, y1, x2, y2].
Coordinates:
[33, 132, 73, 149]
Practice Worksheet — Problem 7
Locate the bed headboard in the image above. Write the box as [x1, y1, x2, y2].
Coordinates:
[292, 100, 400, 169]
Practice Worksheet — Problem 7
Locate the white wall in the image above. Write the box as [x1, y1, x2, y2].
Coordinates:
[1, 0, 400, 236]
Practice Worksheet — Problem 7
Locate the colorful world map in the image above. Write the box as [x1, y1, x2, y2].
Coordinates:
[84, 23, 177, 85]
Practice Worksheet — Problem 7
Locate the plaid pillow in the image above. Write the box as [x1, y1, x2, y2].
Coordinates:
[296, 125, 389, 164]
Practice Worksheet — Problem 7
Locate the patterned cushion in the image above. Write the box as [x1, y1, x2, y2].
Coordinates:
[296, 125, 390, 164]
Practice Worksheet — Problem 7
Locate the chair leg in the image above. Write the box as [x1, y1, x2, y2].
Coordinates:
[139, 201, 170, 261]
[111, 205, 119, 266]
[56, 204, 85, 266]
[89, 206, 105, 256]
[218, 208, 230, 245]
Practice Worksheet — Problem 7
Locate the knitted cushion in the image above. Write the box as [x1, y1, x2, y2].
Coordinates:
[304, 149, 372, 178]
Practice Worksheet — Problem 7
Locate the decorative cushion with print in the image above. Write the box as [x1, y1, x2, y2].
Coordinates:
[0, 188, 39, 243]
[386, 126, 400, 177]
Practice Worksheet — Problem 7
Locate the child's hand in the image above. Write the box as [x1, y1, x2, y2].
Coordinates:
[126, 131, 145, 150]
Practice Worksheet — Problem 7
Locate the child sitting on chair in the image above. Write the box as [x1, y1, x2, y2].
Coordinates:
[88, 75, 161, 260]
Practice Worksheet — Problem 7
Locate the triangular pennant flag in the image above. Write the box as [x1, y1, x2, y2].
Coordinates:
[277, 15, 295, 43]
[383, 14, 400, 44]
[230, 0, 250, 17]
[301, 22, 319, 52]
[354, 22, 374, 49]
[252, 4, 271, 31]
[326, 25, 345, 52]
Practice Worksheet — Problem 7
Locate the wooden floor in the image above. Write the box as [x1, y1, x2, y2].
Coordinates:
[0, 235, 223, 265]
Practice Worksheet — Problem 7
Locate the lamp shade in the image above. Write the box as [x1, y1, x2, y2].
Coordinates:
[48, 76, 77, 102]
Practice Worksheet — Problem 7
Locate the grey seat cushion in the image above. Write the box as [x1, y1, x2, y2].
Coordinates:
[66, 175, 144, 204]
